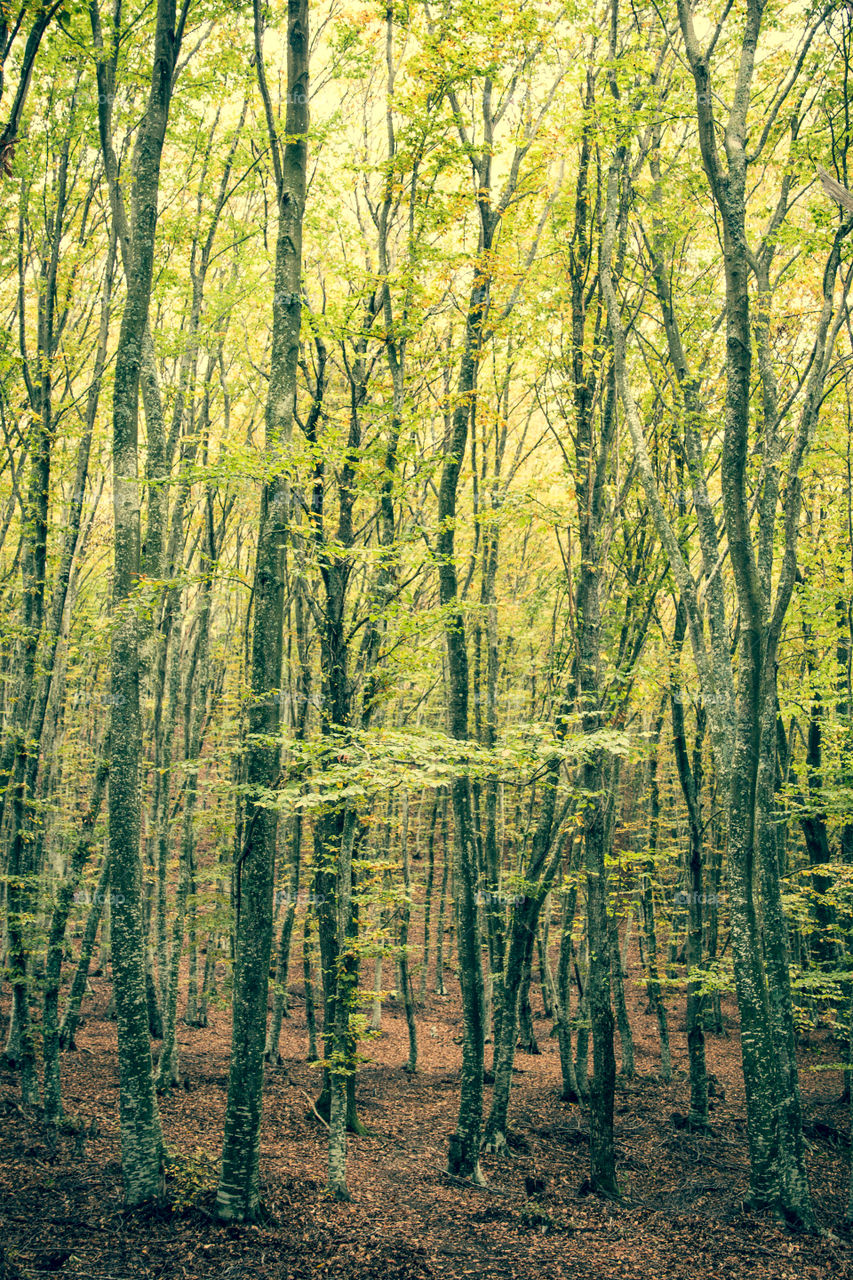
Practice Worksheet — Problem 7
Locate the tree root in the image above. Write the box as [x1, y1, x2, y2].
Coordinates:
[481, 1130, 512, 1158]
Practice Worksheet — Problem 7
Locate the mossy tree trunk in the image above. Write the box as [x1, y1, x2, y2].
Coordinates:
[95, 0, 187, 1206]
[215, 0, 308, 1223]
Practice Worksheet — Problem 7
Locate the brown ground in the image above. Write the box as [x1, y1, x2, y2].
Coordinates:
[2, 964, 853, 1280]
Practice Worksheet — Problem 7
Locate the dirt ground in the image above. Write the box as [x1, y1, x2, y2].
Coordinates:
[2, 961, 853, 1280]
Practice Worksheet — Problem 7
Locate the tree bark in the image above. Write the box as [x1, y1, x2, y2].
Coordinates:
[43, 754, 109, 1122]
[216, 0, 308, 1223]
[99, 0, 186, 1205]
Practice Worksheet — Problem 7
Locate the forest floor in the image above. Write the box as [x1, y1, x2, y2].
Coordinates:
[2, 962, 853, 1280]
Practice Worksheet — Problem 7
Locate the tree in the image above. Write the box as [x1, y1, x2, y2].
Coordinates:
[215, 0, 309, 1223]
[98, 0, 189, 1206]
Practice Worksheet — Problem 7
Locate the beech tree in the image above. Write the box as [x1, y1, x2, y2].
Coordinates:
[215, 0, 309, 1223]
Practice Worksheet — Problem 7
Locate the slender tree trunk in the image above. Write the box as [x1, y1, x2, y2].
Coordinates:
[195, 932, 218, 1029]
[184, 852, 200, 1026]
[60, 856, 110, 1051]
[584, 792, 618, 1196]
[43, 755, 109, 1122]
[268, 571, 312, 1057]
[216, 0, 308, 1223]
[574, 967, 589, 1094]
[641, 712, 671, 1081]
[755, 669, 812, 1220]
[153, 590, 189, 1090]
[537, 906, 556, 1018]
[419, 792, 439, 1000]
[610, 912, 634, 1079]
[324, 810, 360, 1200]
[303, 909, 318, 1062]
[435, 792, 450, 995]
[369, 799, 393, 1032]
[438, 272, 490, 1178]
[555, 846, 582, 1101]
[445, 777, 486, 1182]
[99, 0, 185, 1203]
[266, 814, 303, 1062]
[155, 828, 189, 1091]
[398, 795, 417, 1073]
[666, 607, 709, 1125]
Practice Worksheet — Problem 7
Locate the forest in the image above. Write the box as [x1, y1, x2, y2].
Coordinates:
[3, 0, 853, 1276]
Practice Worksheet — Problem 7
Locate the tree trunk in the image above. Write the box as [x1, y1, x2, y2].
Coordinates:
[100, 0, 185, 1203]
[610, 913, 634, 1079]
[303, 910, 318, 1063]
[670, 608, 708, 1127]
[398, 795, 418, 1073]
[216, 0, 308, 1223]
[537, 905, 556, 1018]
[641, 715, 671, 1081]
[435, 792, 450, 996]
[584, 793, 618, 1196]
[60, 856, 110, 1051]
[419, 792, 439, 1000]
[43, 755, 109, 1122]
[266, 814, 303, 1062]
[555, 848, 582, 1101]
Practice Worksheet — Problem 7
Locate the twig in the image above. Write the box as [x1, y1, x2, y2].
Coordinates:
[298, 1087, 330, 1130]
